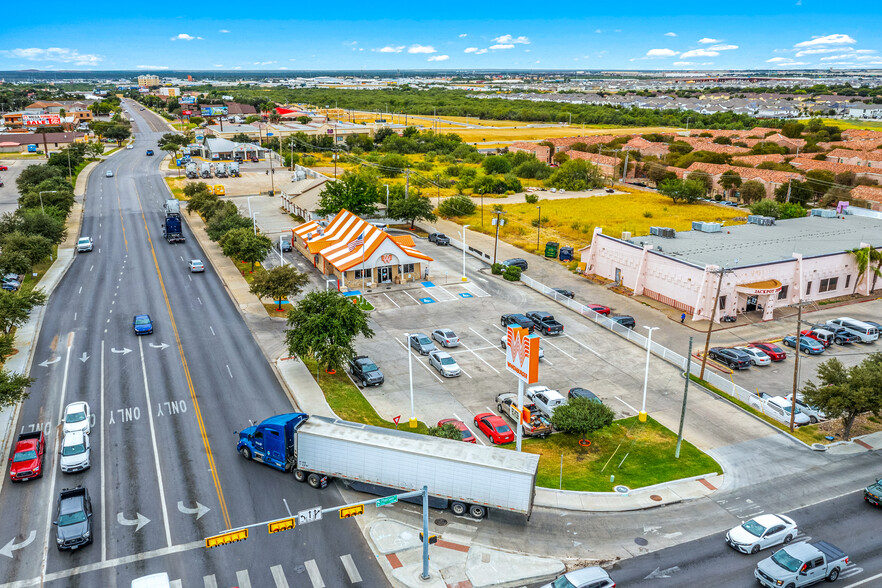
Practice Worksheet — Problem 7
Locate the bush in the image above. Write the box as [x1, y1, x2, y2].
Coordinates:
[503, 266, 522, 281]
[491, 263, 504, 275]
[438, 194, 476, 217]
[643, 211, 653, 218]
[551, 398, 616, 437]
[525, 193, 538, 204]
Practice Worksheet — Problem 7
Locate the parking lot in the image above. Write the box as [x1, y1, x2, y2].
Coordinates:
[0, 158, 31, 215]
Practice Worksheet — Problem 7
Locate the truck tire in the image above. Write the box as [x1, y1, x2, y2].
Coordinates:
[469, 504, 486, 518]
[826, 568, 839, 582]
[293, 470, 307, 482]
[835, 337, 843, 345]
[786, 584, 795, 588]
[239, 447, 252, 460]
[362, 379, 368, 388]
[450, 501, 467, 516]
[307, 473, 323, 489]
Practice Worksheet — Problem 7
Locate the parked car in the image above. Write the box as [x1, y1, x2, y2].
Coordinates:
[749, 342, 787, 361]
[709, 347, 752, 369]
[434, 234, 450, 245]
[188, 259, 205, 273]
[501, 258, 528, 271]
[63, 402, 91, 435]
[0, 165, 7, 171]
[77, 237, 93, 252]
[800, 328, 834, 348]
[428, 350, 461, 377]
[726, 514, 798, 554]
[500, 313, 534, 332]
[525, 385, 567, 418]
[408, 333, 436, 355]
[473, 413, 514, 444]
[863, 320, 882, 333]
[826, 317, 879, 343]
[499, 335, 545, 359]
[864, 476, 882, 507]
[609, 315, 635, 328]
[734, 346, 771, 366]
[587, 304, 611, 316]
[785, 394, 826, 423]
[436, 419, 476, 443]
[495, 393, 553, 438]
[539, 566, 615, 588]
[782, 335, 824, 355]
[755, 395, 811, 427]
[348, 355, 384, 387]
[60, 431, 91, 473]
[525, 311, 564, 336]
[432, 328, 460, 347]
[552, 288, 574, 299]
[1, 275, 21, 291]
[568, 388, 602, 403]
[133, 314, 154, 335]
[105, 170, 113, 177]
[830, 328, 861, 345]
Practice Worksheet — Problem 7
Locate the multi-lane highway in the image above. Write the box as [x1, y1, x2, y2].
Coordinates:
[0, 103, 387, 587]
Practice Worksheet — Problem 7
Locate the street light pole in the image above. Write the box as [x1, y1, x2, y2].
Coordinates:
[39, 190, 57, 214]
[252, 212, 258, 235]
[405, 333, 416, 428]
[461, 225, 470, 282]
[492, 210, 505, 265]
[640, 326, 659, 422]
[535, 205, 541, 254]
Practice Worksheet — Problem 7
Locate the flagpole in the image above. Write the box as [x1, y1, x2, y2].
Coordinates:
[362, 242, 366, 289]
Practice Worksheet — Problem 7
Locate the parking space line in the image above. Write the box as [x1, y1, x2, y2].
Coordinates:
[460, 366, 473, 379]
[469, 327, 504, 353]
[537, 335, 577, 361]
[394, 338, 444, 383]
[403, 290, 421, 305]
[464, 283, 490, 297]
[453, 412, 486, 446]
[615, 396, 639, 413]
[563, 333, 603, 358]
[424, 287, 456, 302]
[383, 293, 400, 308]
[485, 406, 497, 414]
[459, 342, 500, 374]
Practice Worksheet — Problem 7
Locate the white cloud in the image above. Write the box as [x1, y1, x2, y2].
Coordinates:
[278, 66, 288, 70]
[459, 33, 467, 38]
[820, 54, 855, 61]
[493, 34, 530, 45]
[709, 44, 738, 51]
[475, 49, 487, 55]
[856, 55, 881, 61]
[794, 33, 856, 48]
[233, 66, 242, 70]
[698, 38, 721, 44]
[767, 57, 793, 63]
[681, 48, 720, 58]
[136, 65, 169, 70]
[701, 62, 714, 65]
[253, 61, 277, 65]
[428, 55, 450, 62]
[408, 44, 436, 54]
[490, 44, 515, 50]
[595, 29, 602, 34]
[171, 33, 201, 41]
[1, 47, 104, 65]
[464, 47, 478, 53]
[344, 41, 358, 46]
[856, 49, 877, 54]
[374, 45, 405, 53]
[213, 64, 223, 67]
[219, 29, 230, 33]
[673, 61, 695, 66]
[645, 48, 679, 58]
[525, 49, 531, 53]
[766, 57, 809, 65]
[664, 32, 677, 37]
[795, 47, 846, 56]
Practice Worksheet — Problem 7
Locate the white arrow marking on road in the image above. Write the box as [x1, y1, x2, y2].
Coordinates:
[177, 501, 210, 520]
[0, 530, 36, 558]
[117, 512, 150, 532]
[79, 353, 90, 363]
[149, 343, 170, 351]
[111, 348, 132, 355]
[645, 566, 681, 580]
[39, 357, 61, 367]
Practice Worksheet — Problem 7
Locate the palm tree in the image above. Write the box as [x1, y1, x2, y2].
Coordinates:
[849, 247, 882, 294]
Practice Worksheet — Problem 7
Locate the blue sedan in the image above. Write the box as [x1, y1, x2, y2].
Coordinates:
[782, 335, 824, 354]
[133, 314, 154, 335]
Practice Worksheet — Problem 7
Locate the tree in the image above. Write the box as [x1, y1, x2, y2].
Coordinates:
[643, 162, 670, 186]
[17, 209, 66, 244]
[386, 192, 436, 229]
[205, 203, 253, 241]
[801, 354, 882, 440]
[0, 288, 47, 334]
[438, 194, 476, 217]
[373, 127, 395, 145]
[658, 178, 705, 204]
[285, 290, 374, 372]
[779, 202, 807, 219]
[719, 170, 743, 198]
[85, 141, 105, 159]
[546, 159, 603, 191]
[219, 228, 273, 272]
[552, 151, 570, 165]
[16, 164, 63, 193]
[378, 153, 410, 177]
[550, 397, 616, 438]
[230, 133, 252, 144]
[514, 159, 552, 180]
[1, 232, 53, 266]
[781, 121, 806, 139]
[104, 125, 132, 146]
[686, 171, 713, 196]
[249, 265, 310, 310]
[848, 247, 880, 294]
[0, 252, 31, 277]
[0, 369, 34, 409]
[428, 422, 463, 441]
[482, 155, 512, 175]
[315, 170, 381, 217]
[748, 199, 780, 218]
[739, 180, 767, 204]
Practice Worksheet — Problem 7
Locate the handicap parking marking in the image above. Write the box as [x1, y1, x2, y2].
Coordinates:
[421, 281, 435, 287]
[419, 297, 436, 304]
[423, 287, 455, 302]
[458, 293, 474, 298]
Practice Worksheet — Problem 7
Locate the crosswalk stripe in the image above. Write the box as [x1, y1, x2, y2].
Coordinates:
[236, 569, 252, 588]
[203, 574, 217, 588]
[305, 559, 326, 588]
[271, 565, 290, 588]
[170, 581, 183, 588]
[340, 554, 363, 583]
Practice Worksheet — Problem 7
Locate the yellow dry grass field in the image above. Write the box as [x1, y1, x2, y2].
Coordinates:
[457, 190, 746, 253]
[819, 118, 882, 131]
[453, 126, 672, 143]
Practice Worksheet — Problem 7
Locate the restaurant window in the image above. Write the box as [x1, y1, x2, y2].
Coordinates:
[778, 285, 788, 300]
[819, 277, 838, 293]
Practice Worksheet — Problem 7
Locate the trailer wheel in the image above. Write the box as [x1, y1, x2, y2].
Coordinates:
[239, 447, 252, 460]
[469, 504, 486, 518]
[294, 469, 307, 482]
[307, 473, 323, 489]
[450, 501, 467, 516]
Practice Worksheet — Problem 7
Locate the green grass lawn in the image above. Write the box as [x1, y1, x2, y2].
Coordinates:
[520, 416, 721, 491]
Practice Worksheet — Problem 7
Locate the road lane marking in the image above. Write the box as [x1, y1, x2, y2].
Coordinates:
[209, 326, 215, 336]
[563, 333, 603, 358]
[203, 575, 217, 588]
[304, 560, 325, 588]
[226, 365, 233, 379]
[138, 337, 172, 547]
[536, 335, 576, 361]
[271, 564, 291, 588]
[100, 340, 107, 561]
[341, 554, 363, 583]
[236, 570, 252, 588]
[403, 290, 421, 305]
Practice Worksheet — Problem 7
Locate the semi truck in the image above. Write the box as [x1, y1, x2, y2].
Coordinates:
[185, 163, 198, 179]
[236, 413, 539, 519]
[200, 163, 212, 178]
[229, 162, 240, 177]
[215, 163, 228, 178]
[163, 216, 185, 243]
[163, 199, 180, 217]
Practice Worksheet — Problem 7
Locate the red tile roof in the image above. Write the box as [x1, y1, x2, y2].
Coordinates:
[731, 154, 787, 167]
[790, 157, 882, 176]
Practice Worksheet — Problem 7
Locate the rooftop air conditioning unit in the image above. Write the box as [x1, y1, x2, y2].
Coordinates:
[692, 221, 706, 231]
[697, 222, 721, 233]
[649, 226, 660, 236]
[660, 227, 676, 238]
[621, 231, 631, 240]
[811, 209, 837, 218]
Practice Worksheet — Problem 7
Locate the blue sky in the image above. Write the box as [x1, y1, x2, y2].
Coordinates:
[1, 1, 880, 71]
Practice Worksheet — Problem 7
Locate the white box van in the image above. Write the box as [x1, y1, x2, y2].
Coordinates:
[825, 317, 879, 343]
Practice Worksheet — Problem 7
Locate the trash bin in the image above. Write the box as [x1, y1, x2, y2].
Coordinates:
[544, 241, 559, 258]
[559, 246, 574, 262]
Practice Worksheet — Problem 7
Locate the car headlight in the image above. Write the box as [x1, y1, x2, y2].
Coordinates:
[56, 538, 63, 545]
[83, 531, 91, 539]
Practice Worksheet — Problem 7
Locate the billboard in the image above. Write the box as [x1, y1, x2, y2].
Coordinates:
[22, 114, 61, 126]
[180, 96, 196, 105]
[201, 106, 228, 116]
[182, 110, 192, 116]
[505, 326, 539, 384]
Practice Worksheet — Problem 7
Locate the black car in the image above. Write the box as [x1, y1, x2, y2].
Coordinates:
[500, 313, 534, 332]
[610, 315, 636, 329]
[348, 355, 384, 387]
[865, 477, 882, 507]
[709, 347, 751, 370]
[552, 288, 574, 299]
[568, 388, 602, 403]
[54, 486, 93, 550]
[501, 258, 528, 271]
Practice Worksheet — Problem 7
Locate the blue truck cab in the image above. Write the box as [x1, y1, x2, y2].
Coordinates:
[236, 413, 308, 472]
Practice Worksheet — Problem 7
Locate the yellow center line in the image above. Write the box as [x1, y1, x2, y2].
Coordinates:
[133, 190, 232, 531]
[114, 177, 128, 253]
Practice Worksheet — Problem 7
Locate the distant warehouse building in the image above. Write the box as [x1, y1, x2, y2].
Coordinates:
[579, 211, 882, 322]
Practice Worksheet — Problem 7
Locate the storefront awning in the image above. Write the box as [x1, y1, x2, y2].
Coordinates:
[735, 279, 782, 295]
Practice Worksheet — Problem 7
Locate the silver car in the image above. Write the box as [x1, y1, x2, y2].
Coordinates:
[429, 350, 461, 377]
[60, 431, 91, 473]
[735, 346, 771, 366]
[409, 333, 436, 355]
[726, 514, 797, 554]
[77, 237, 93, 252]
[432, 328, 460, 347]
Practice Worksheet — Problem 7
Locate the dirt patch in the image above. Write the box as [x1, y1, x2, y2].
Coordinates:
[814, 413, 882, 440]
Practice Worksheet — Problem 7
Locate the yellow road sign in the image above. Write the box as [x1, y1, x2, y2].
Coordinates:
[204, 528, 248, 548]
[339, 504, 364, 519]
[268, 517, 296, 534]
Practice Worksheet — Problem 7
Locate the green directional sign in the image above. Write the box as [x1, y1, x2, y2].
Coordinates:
[375, 495, 399, 507]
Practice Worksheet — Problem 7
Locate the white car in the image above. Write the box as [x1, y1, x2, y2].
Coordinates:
[500, 335, 545, 359]
[105, 170, 113, 177]
[77, 237, 93, 252]
[726, 514, 797, 554]
[735, 346, 771, 366]
[126, 144, 134, 150]
[62, 401, 91, 435]
[786, 394, 827, 423]
[60, 431, 91, 473]
[188, 259, 205, 273]
[432, 328, 460, 347]
[428, 350, 461, 377]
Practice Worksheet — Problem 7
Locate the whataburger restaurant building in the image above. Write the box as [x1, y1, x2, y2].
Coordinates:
[291, 209, 433, 289]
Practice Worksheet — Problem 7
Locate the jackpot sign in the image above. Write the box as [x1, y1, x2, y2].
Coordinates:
[505, 325, 539, 384]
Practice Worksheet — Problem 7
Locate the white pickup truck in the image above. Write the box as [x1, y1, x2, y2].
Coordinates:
[755, 541, 849, 587]
[525, 385, 567, 419]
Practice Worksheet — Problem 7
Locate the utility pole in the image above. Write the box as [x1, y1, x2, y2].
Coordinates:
[535, 205, 542, 254]
[699, 265, 734, 380]
[492, 210, 505, 265]
[620, 150, 629, 183]
[405, 169, 410, 198]
[785, 177, 793, 203]
[789, 301, 805, 433]
[676, 337, 693, 459]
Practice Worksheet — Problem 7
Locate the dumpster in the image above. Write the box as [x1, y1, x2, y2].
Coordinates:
[544, 242, 559, 258]
[559, 246, 574, 262]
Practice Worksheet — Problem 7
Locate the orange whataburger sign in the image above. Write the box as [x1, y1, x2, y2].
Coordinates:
[505, 326, 539, 384]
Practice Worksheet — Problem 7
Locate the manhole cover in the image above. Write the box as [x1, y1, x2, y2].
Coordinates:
[614, 485, 630, 494]
[634, 537, 648, 546]
[811, 443, 828, 452]
[650, 494, 663, 502]
[434, 518, 448, 526]
[293, 564, 306, 574]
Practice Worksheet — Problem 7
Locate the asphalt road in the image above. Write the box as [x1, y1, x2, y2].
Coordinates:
[0, 102, 387, 587]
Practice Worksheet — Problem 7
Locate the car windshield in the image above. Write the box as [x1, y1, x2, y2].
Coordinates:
[496, 425, 512, 434]
[13, 450, 37, 462]
[440, 357, 456, 365]
[362, 363, 378, 372]
[58, 511, 87, 526]
[65, 411, 86, 423]
[78, 239, 89, 244]
[551, 575, 577, 588]
[62, 443, 86, 456]
[135, 317, 151, 325]
[771, 549, 802, 573]
[741, 519, 766, 537]
[417, 336, 431, 345]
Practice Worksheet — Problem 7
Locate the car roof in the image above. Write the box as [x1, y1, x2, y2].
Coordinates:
[431, 350, 452, 358]
[63, 430, 85, 444]
[565, 566, 611, 583]
[78, 237, 90, 241]
[65, 401, 87, 413]
[750, 514, 788, 527]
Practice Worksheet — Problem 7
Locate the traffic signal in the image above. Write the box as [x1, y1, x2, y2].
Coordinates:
[419, 532, 438, 545]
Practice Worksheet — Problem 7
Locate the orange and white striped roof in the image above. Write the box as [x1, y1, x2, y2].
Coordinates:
[292, 209, 432, 271]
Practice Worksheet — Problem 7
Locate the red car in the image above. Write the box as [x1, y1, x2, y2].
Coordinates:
[587, 304, 611, 316]
[9, 431, 45, 482]
[749, 342, 787, 361]
[0, 165, 8, 171]
[437, 418, 476, 443]
[473, 413, 514, 445]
